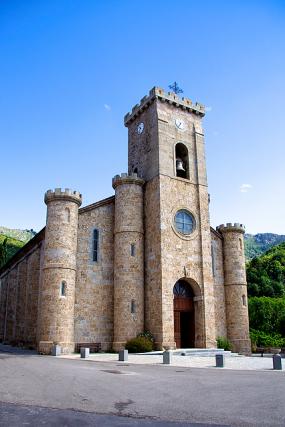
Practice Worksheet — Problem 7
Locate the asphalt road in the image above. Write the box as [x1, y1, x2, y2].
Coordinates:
[0, 351, 284, 426]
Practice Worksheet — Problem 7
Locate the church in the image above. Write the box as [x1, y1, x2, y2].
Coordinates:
[0, 87, 251, 355]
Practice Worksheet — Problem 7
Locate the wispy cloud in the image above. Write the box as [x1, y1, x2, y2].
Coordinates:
[104, 104, 111, 111]
[205, 106, 212, 112]
[240, 184, 253, 193]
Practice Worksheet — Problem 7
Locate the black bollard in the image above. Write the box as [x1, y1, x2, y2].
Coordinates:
[273, 354, 282, 370]
[216, 354, 224, 368]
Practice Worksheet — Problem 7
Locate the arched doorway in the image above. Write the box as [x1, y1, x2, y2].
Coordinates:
[173, 280, 195, 348]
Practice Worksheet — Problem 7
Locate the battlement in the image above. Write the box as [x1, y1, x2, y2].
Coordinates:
[112, 173, 145, 189]
[44, 188, 82, 206]
[216, 223, 245, 234]
[124, 86, 205, 125]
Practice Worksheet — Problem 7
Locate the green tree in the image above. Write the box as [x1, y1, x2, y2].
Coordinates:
[249, 297, 285, 335]
[247, 242, 285, 297]
[0, 237, 7, 267]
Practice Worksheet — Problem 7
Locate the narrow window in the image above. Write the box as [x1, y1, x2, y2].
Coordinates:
[242, 295, 246, 306]
[64, 207, 70, 223]
[211, 242, 215, 276]
[131, 299, 136, 313]
[93, 229, 99, 262]
[239, 238, 242, 250]
[60, 281, 67, 297]
[131, 243, 136, 257]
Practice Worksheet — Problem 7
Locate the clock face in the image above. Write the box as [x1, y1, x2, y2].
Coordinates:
[137, 122, 144, 134]
[175, 118, 185, 130]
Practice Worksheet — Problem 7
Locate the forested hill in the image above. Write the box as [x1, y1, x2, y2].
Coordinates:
[244, 233, 285, 260]
[0, 227, 36, 242]
[246, 242, 285, 297]
[0, 227, 37, 268]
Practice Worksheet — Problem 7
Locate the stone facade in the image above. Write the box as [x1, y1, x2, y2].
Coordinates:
[0, 87, 251, 354]
[75, 197, 115, 351]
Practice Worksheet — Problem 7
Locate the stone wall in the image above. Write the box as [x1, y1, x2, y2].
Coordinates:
[211, 229, 227, 339]
[144, 176, 163, 347]
[158, 175, 216, 349]
[127, 100, 159, 181]
[0, 241, 43, 347]
[75, 197, 115, 351]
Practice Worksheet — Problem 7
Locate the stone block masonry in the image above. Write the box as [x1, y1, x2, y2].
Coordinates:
[38, 188, 82, 355]
[217, 224, 251, 354]
[0, 87, 251, 356]
[112, 173, 145, 351]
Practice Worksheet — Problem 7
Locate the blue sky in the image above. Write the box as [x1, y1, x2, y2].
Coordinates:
[0, 0, 284, 234]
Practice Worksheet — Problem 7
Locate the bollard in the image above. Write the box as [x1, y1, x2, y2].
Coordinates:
[51, 345, 61, 356]
[119, 350, 128, 362]
[163, 350, 172, 365]
[216, 354, 224, 368]
[273, 354, 282, 370]
[80, 347, 90, 358]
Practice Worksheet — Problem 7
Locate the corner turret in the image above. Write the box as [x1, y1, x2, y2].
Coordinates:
[217, 223, 251, 354]
[38, 188, 82, 354]
[112, 173, 145, 351]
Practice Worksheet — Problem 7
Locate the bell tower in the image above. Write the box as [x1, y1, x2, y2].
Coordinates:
[125, 87, 216, 349]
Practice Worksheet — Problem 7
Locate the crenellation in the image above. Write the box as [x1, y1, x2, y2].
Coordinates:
[45, 188, 82, 206]
[217, 223, 245, 233]
[112, 173, 144, 189]
[124, 86, 205, 125]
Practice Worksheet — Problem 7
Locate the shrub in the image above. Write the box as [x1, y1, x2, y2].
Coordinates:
[216, 336, 232, 351]
[250, 329, 285, 349]
[125, 336, 153, 353]
[136, 330, 155, 344]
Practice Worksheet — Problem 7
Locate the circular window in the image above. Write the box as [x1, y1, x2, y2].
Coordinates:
[174, 210, 195, 235]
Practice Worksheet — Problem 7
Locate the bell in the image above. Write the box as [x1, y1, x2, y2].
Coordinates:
[176, 158, 185, 172]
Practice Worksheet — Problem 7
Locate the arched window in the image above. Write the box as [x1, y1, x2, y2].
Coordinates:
[93, 229, 99, 262]
[239, 238, 242, 250]
[60, 281, 67, 297]
[173, 280, 194, 298]
[130, 243, 136, 257]
[64, 207, 70, 223]
[175, 143, 189, 179]
[131, 299, 136, 313]
[242, 295, 247, 306]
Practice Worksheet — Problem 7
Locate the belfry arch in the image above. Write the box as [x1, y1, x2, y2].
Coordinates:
[175, 143, 189, 179]
[173, 278, 203, 348]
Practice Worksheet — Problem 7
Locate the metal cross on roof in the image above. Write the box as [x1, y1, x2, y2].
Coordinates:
[168, 82, 183, 95]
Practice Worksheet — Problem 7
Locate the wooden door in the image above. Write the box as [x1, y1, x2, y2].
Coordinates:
[174, 296, 194, 349]
[174, 311, 181, 348]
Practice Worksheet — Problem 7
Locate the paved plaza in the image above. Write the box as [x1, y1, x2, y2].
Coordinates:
[60, 351, 283, 371]
[0, 345, 285, 426]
